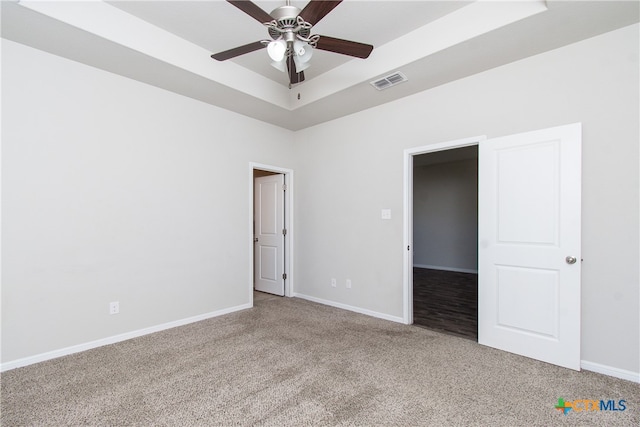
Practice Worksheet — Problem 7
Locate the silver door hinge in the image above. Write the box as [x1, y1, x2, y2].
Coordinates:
[283, 184, 287, 191]
[283, 228, 287, 236]
[282, 273, 287, 280]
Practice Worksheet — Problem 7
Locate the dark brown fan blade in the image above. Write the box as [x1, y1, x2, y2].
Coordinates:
[227, 0, 273, 23]
[287, 56, 305, 85]
[211, 41, 265, 61]
[299, 0, 342, 25]
[315, 35, 373, 59]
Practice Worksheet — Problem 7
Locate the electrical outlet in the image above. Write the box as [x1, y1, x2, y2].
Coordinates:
[109, 301, 120, 315]
[331, 278, 337, 288]
[346, 279, 352, 289]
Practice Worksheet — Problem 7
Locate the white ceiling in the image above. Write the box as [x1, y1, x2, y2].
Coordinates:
[2, 1, 639, 130]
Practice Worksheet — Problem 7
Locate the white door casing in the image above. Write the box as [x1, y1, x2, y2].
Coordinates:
[478, 123, 582, 370]
[254, 174, 285, 296]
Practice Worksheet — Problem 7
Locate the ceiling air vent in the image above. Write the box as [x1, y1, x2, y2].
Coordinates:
[370, 72, 408, 91]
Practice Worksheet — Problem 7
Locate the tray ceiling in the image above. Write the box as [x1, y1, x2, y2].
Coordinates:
[2, 1, 639, 130]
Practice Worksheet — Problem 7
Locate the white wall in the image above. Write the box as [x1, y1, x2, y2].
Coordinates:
[294, 24, 639, 374]
[413, 159, 478, 272]
[1, 39, 295, 363]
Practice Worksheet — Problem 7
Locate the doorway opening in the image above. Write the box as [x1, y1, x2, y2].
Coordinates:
[249, 163, 294, 306]
[412, 146, 478, 340]
[402, 135, 484, 329]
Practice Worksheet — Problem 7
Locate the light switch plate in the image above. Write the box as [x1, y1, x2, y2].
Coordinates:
[381, 209, 391, 220]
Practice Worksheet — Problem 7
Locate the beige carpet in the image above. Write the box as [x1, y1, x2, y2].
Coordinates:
[2, 293, 638, 426]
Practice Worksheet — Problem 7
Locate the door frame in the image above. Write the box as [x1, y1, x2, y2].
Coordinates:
[402, 135, 486, 324]
[249, 162, 294, 304]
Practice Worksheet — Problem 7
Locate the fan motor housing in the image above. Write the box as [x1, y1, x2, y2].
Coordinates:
[270, 5, 300, 21]
[268, 5, 310, 40]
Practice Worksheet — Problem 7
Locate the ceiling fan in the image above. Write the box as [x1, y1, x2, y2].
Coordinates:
[211, 0, 374, 87]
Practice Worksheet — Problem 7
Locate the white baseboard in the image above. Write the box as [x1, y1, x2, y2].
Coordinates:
[293, 293, 404, 324]
[5, 301, 637, 385]
[581, 360, 640, 383]
[0, 302, 252, 372]
[413, 264, 478, 274]
[292, 295, 640, 384]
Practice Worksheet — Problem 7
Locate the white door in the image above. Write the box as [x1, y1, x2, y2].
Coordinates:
[254, 174, 285, 296]
[478, 123, 581, 370]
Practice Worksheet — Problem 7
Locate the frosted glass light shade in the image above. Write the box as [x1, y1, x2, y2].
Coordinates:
[293, 55, 311, 72]
[293, 40, 313, 63]
[271, 59, 287, 72]
[267, 40, 287, 61]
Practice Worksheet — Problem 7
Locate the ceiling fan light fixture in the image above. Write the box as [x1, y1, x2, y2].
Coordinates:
[267, 39, 287, 62]
[293, 40, 313, 63]
[271, 59, 288, 73]
[293, 55, 311, 72]
[212, 0, 374, 86]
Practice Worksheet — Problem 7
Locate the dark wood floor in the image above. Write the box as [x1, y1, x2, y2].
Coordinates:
[413, 267, 478, 340]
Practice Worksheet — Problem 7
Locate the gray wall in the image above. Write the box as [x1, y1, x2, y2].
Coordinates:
[294, 24, 639, 374]
[2, 24, 639, 376]
[413, 158, 478, 272]
[1, 39, 295, 363]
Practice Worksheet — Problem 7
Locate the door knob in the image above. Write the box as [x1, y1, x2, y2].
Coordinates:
[254, 238, 258, 243]
[565, 256, 577, 264]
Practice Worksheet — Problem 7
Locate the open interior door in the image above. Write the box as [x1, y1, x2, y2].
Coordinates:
[478, 123, 581, 370]
[254, 174, 285, 296]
